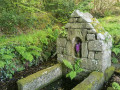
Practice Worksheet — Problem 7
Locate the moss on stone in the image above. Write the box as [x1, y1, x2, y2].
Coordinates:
[72, 71, 104, 90]
[107, 87, 115, 90]
[104, 66, 115, 82]
[17, 64, 62, 90]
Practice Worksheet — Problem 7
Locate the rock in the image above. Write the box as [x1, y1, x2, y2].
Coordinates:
[87, 34, 95, 41]
[84, 12, 93, 18]
[85, 23, 94, 29]
[57, 38, 67, 47]
[82, 43, 88, 58]
[88, 52, 94, 59]
[69, 18, 79, 23]
[87, 29, 97, 34]
[71, 10, 84, 18]
[72, 71, 104, 90]
[104, 66, 115, 82]
[97, 33, 105, 40]
[17, 64, 62, 90]
[88, 40, 104, 51]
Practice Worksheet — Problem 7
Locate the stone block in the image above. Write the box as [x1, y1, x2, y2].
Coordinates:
[85, 23, 94, 29]
[57, 38, 67, 47]
[71, 10, 84, 18]
[82, 43, 88, 58]
[84, 12, 93, 18]
[66, 56, 75, 64]
[57, 54, 64, 63]
[68, 18, 78, 23]
[104, 66, 115, 82]
[88, 40, 104, 51]
[88, 52, 94, 59]
[72, 71, 104, 90]
[87, 29, 97, 34]
[95, 52, 103, 60]
[81, 29, 87, 42]
[87, 34, 95, 41]
[57, 47, 64, 54]
[81, 58, 88, 69]
[97, 33, 105, 40]
[66, 41, 73, 55]
[17, 64, 62, 90]
[65, 23, 86, 29]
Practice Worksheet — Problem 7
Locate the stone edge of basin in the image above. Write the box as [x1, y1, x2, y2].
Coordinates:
[72, 66, 115, 90]
[17, 64, 62, 90]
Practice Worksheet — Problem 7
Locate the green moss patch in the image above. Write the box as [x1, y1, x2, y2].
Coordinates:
[72, 71, 104, 90]
[17, 64, 62, 90]
[104, 66, 115, 82]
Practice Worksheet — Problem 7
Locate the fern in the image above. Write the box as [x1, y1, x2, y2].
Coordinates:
[63, 59, 83, 80]
[112, 47, 120, 55]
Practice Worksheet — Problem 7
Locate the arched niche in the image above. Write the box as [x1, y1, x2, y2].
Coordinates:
[74, 37, 82, 58]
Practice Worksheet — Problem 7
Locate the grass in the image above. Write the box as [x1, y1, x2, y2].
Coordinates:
[98, 15, 120, 44]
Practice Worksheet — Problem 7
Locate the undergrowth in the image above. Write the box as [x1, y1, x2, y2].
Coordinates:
[0, 28, 60, 80]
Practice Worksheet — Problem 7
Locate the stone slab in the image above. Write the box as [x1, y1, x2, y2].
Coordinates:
[82, 43, 88, 58]
[72, 71, 104, 90]
[87, 34, 95, 41]
[104, 66, 115, 82]
[88, 40, 104, 51]
[17, 64, 62, 90]
[88, 52, 94, 59]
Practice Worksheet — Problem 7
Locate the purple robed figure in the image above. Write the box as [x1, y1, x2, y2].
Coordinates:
[75, 42, 81, 57]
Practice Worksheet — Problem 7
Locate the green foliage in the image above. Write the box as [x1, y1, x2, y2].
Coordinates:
[112, 57, 118, 64]
[99, 16, 120, 44]
[112, 82, 120, 90]
[0, 28, 59, 80]
[63, 59, 83, 80]
[43, 0, 75, 24]
[75, 0, 94, 12]
[112, 47, 120, 56]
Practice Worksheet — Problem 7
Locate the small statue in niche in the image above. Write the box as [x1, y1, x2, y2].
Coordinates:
[75, 42, 81, 57]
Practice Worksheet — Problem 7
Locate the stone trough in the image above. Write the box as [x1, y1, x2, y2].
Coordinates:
[17, 10, 114, 90]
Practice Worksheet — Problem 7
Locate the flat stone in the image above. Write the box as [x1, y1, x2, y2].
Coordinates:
[87, 34, 95, 41]
[81, 29, 87, 42]
[88, 52, 94, 59]
[57, 47, 64, 54]
[95, 52, 103, 60]
[97, 33, 105, 40]
[87, 29, 97, 34]
[85, 23, 94, 29]
[82, 43, 88, 58]
[77, 17, 92, 23]
[104, 66, 115, 82]
[81, 58, 88, 69]
[84, 12, 93, 18]
[71, 10, 84, 17]
[65, 23, 86, 29]
[72, 71, 104, 90]
[17, 64, 62, 90]
[68, 18, 78, 23]
[66, 41, 73, 55]
[57, 54, 64, 63]
[88, 40, 104, 51]
[57, 38, 67, 47]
